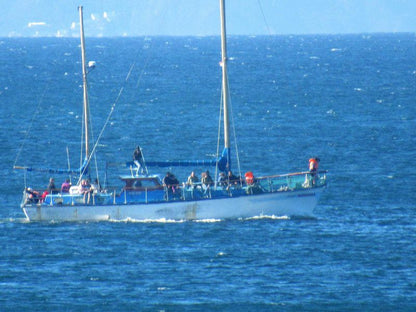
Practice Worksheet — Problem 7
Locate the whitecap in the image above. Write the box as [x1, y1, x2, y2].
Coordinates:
[245, 215, 289, 220]
[326, 109, 336, 116]
[194, 219, 222, 223]
[109, 218, 185, 223]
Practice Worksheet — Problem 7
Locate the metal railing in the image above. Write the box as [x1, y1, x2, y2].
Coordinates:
[256, 170, 327, 192]
[22, 171, 327, 207]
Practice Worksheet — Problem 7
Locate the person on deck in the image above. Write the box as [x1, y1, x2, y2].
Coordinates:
[187, 171, 199, 188]
[81, 179, 92, 204]
[133, 145, 145, 175]
[227, 170, 240, 188]
[61, 179, 71, 193]
[308, 157, 320, 185]
[91, 178, 101, 194]
[163, 172, 180, 195]
[47, 178, 59, 194]
[244, 171, 255, 185]
[218, 172, 227, 188]
[201, 170, 214, 188]
[25, 188, 40, 204]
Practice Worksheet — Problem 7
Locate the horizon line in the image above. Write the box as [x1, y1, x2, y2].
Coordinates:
[2, 31, 415, 39]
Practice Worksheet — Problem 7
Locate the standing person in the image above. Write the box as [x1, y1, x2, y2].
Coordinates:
[308, 157, 320, 185]
[133, 145, 145, 175]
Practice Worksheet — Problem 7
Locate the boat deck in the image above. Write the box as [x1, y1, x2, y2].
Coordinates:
[22, 171, 327, 208]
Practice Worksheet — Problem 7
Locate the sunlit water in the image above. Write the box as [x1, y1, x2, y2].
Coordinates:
[0, 34, 415, 311]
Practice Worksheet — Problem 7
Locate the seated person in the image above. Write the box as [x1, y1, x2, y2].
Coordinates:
[227, 170, 240, 187]
[201, 170, 214, 189]
[91, 178, 101, 194]
[187, 171, 199, 188]
[25, 188, 40, 204]
[163, 172, 180, 194]
[81, 179, 92, 204]
[61, 179, 71, 193]
[244, 171, 255, 185]
[217, 172, 227, 188]
[47, 177, 59, 194]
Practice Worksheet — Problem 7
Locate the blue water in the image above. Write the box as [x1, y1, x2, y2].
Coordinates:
[1, 34, 416, 311]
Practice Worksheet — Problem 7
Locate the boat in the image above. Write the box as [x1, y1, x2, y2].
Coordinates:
[14, 3, 327, 222]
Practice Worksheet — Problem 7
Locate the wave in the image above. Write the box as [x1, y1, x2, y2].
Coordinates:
[244, 215, 290, 221]
[0, 218, 29, 224]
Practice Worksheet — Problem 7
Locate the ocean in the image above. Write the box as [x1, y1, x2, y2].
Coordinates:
[1, 34, 415, 310]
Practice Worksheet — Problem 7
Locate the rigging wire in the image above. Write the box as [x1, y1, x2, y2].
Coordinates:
[215, 79, 224, 184]
[257, 0, 273, 36]
[77, 61, 137, 185]
[226, 78, 242, 180]
[135, 39, 153, 90]
[77, 35, 152, 185]
[13, 85, 49, 168]
[84, 78, 100, 185]
[66, 146, 71, 183]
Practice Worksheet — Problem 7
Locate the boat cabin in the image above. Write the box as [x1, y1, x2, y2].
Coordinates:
[120, 175, 164, 191]
[116, 175, 165, 204]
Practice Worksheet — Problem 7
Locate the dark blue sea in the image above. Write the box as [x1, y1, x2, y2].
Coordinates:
[1, 34, 415, 311]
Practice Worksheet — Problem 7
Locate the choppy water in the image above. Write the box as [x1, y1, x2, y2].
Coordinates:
[1, 34, 415, 311]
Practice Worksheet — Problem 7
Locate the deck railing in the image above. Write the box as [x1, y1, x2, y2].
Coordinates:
[256, 170, 327, 192]
[23, 171, 327, 207]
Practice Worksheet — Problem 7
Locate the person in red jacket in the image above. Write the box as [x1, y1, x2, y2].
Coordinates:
[308, 157, 320, 185]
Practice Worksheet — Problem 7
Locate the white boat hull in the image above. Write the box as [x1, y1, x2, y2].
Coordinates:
[22, 186, 325, 222]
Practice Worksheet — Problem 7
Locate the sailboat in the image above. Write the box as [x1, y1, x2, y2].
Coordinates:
[15, 3, 327, 222]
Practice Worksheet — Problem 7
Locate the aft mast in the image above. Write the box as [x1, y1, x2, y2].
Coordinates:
[219, 0, 231, 170]
[78, 6, 90, 163]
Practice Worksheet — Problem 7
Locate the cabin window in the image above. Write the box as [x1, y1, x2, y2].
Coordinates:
[140, 179, 159, 187]
[123, 178, 161, 189]
[133, 180, 142, 188]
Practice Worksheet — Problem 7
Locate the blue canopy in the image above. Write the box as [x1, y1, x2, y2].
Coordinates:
[125, 148, 231, 172]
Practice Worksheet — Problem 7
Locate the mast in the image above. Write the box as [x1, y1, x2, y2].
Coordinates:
[78, 6, 90, 161]
[219, 0, 231, 169]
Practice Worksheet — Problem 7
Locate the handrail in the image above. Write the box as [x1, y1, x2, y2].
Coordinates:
[257, 170, 328, 180]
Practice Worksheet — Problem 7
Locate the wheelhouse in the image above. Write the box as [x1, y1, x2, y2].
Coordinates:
[120, 175, 164, 191]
